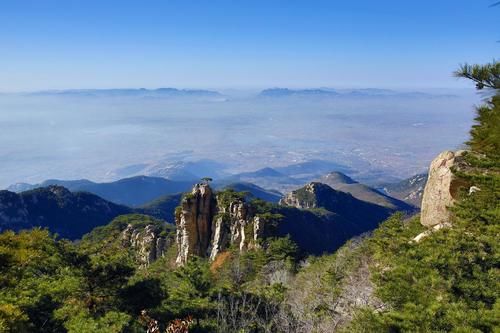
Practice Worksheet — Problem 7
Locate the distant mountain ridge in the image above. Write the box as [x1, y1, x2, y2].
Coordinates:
[259, 88, 339, 97]
[317, 171, 415, 212]
[274, 159, 352, 178]
[215, 182, 282, 202]
[108, 159, 229, 181]
[221, 161, 353, 193]
[259, 88, 457, 98]
[221, 167, 301, 193]
[28, 88, 223, 98]
[7, 176, 195, 207]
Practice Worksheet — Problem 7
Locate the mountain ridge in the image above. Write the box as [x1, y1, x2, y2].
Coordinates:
[7, 176, 195, 207]
[317, 171, 415, 211]
[0, 185, 132, 239]
[26, 88, 223, 98]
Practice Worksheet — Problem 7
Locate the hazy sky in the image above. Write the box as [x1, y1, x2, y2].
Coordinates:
[0, 0, 498, 91]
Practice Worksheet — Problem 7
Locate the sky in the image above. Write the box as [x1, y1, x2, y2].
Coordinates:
[0, 0, 498, 91]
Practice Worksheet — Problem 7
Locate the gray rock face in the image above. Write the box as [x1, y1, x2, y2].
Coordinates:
[420, 150, 469, 227]
[175, 184, 265, 265]
[279, 182, 322, 209]
[121, 223, 171, 267]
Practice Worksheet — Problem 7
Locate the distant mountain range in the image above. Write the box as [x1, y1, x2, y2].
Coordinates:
[259, 88, 339, 97]
[274, 159, 353, 179]
[27, 88, 223, 98]
[12, 87, 458, 100]
[7, 165, 421, 210]
[258, 88, 457, 99]
[7, 176, 195, 207]
[107, 159, 229, 181]
[216, 182, 282, 202]
[220, 161, 353, 193]
[220, 167, 302, 193]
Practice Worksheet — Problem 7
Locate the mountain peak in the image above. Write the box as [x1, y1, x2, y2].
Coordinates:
[259, 88, 339, 97]
[280, 182, 343, 209]
[322, 172, 358, 185]
[249, 167, 284, 177]
[46, 185, 72, 197]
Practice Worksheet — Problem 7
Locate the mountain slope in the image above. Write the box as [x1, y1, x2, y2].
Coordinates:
[280, 182, 392, 225]
[221, 168, 301, 192]
[139, 193, 183, 222]
[79, 176, 193, 207]
[275, 159, 352, 182]
[277, 182, 396, 253]
[0, 186, 131, 239]
[318, 172, 415, 211]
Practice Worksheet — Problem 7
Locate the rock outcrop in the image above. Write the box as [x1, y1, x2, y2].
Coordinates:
[175, 184, 216, 265]
[420, 150, 469, 227]
[121, 223, 172, 267]
[208, 200, 264, 261]
[175, 184, 266, 265]
[279, 182, 325, 209]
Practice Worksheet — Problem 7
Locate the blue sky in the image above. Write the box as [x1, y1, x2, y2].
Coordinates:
[0, 0, 498, 91]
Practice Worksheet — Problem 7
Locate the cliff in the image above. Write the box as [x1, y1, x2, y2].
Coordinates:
[175, 183, 217, 264]
[82, 214, 175, 267]
[121, 223, 173, 267]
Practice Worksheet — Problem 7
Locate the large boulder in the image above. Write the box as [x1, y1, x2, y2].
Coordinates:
[420, 150, 469, 227]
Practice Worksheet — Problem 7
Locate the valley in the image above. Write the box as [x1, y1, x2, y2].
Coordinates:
[0, 88, 476, 190]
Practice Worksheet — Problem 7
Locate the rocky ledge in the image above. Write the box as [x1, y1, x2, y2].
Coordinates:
[121, 222, 173, 267]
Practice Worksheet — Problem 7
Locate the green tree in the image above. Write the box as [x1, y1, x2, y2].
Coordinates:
[454, 61, 499, 90]
[201, 177, 213, 184]
[167, 258, 214, 326]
